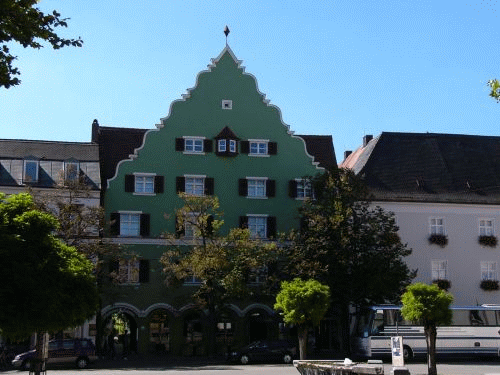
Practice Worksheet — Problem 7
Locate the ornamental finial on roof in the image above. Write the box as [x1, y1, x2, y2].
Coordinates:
[224, 26, 230, 45]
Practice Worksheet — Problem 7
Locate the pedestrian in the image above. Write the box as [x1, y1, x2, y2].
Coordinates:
[122, 330, 130, 360]
[108, 331, 116, 360]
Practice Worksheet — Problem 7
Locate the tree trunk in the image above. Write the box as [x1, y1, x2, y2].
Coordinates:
[425, 324, 437, 375]
[298, 325, 308, 360]
[339, 303, 351, 356]
[34, 332, 48, 375]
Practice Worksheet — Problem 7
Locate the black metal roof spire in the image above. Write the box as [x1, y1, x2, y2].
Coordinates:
[224, 26, 230, 45]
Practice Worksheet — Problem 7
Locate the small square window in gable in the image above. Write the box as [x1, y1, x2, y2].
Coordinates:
[221, 100, 232, 110]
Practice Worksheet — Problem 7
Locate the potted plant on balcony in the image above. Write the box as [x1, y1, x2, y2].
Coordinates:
[480, 279, 499, 291]
[432, 279, 451, 291]
[478, 235, 498, 247]
[428, 234, 448, 247]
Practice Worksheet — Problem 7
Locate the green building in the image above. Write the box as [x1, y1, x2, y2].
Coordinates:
[97, 46, 336, 356]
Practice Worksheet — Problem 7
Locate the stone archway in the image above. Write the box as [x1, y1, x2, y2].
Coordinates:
[101, 306, 140, 358]
[147, 309, 172, 354]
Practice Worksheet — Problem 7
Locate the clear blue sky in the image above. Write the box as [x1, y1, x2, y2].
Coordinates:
[1, 0, 499, 163]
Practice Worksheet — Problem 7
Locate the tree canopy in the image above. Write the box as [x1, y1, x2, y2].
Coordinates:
[0, 193, 99, 339]
[284, 168, 415, 353]
[274, 278, 330, 359]
[487, 79, 500, 102]
[401, 283, 453, 375]
[0, 0, 83, 88]
[161, 194, 278, 354]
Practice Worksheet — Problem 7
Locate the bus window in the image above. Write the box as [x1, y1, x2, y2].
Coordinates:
[469, 310, 485, 326]
[371, 311, 385, 335]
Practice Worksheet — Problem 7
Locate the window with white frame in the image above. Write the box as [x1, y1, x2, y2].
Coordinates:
[247, 178, 266, 198]
[119, 259, 140, 284]
[229, 140, 236, 153]
[24, 160, 39, 183]
[248, 266, 268, 284]
[481, 261, 497, 281]
[64, 161, 79, 181]
[184, 138, 204, 153]
[185, 274, 202, 284]
[185, 176, 205, 196]
[120, 213, 141, 236]
[431, 260, 448, 280]
[218, 139, 226, 152]
[296, 179, 313, 199]
[248, 216, 267, 239]
[135, 175, 154, 194]
[430, 217, 445, 235]
[249, 140, 268, 156]
[221, 100, 232, 110]
[479, 219, 495, 236]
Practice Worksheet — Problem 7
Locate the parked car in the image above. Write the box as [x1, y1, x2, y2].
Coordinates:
[12, 338, 97, 370]
[228, 340, 296, 365]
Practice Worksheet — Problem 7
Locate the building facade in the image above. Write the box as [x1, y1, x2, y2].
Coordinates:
[0, 139, 101, 344]
[341, 132, 500, 306]
[98, 46, 335, 356]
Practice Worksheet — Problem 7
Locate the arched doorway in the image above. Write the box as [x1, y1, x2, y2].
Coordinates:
[148, 310, 170, 353]
[183, 311, 204, 356]
[103, 311, 138, 359]
[246, 309, 272, 342]
[216, 309, 237, 355]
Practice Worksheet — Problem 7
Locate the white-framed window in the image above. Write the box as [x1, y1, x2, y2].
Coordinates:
[479, 219, 495, 236]
[247, 178, 267, 198]
[184, 137, 204, 153]
[120, 212, 141, 237]
[248, 266, 268, 284]
[185, 175, 205, 196]
[221, 100, 232, 110]
[24, 160, 39, 183]
[229, 140, 236, 153]
[431, 260, 448, 280]
[135, 174, 154, 194]
[296, 179, 313, 199]
[218, 139, 226, 152]
[430, 217, 445, 235]
[249, 140, 268, 156]
[248, 215, 267, 239]
[64, 161, 79, 181]
[185, 274, 202, 284]
[481, 261, 498, 280]
[119, 259, 140, 284]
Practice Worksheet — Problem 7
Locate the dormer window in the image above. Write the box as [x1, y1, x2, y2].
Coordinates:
[64, 160, 80, 181]
[215, 126, 239, 157]
[23, 159, 39, 183]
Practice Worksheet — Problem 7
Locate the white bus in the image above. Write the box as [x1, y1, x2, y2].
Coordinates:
[353, 305, 500, 360]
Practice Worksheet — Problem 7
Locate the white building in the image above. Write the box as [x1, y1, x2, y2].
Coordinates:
[341, 132, 500, 305]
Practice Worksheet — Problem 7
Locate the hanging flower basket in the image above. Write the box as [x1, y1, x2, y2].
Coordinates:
[428, 234, 448, 247]
[478, 235, 498, 247]
[432, 279, 451, 291]
[480, 280, 499, 291]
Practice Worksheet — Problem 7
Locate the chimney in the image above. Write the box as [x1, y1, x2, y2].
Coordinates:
[344, 150, 352, 160]
[363, 135, 373, 147]
[91, 119, 99, 143]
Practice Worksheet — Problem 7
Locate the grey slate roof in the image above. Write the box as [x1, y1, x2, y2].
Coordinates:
[0, 139, 100, 189]
[340, 132, 500, 204]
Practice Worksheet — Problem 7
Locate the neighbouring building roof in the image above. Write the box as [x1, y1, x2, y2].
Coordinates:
[0, 138, 100, 189]
[340, 132, 500, 204]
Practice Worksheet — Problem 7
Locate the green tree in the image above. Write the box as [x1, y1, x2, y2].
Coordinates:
[0, 193, 99, 374]
[487, 79, 500, 102]
[401, 283, 453, 375]
[161, 193, 278, 354]
[274, 278, 330, 360]
[31, 177, 122, 355]
[0, 0, 83, 88]
[285, 168, 415, 354]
